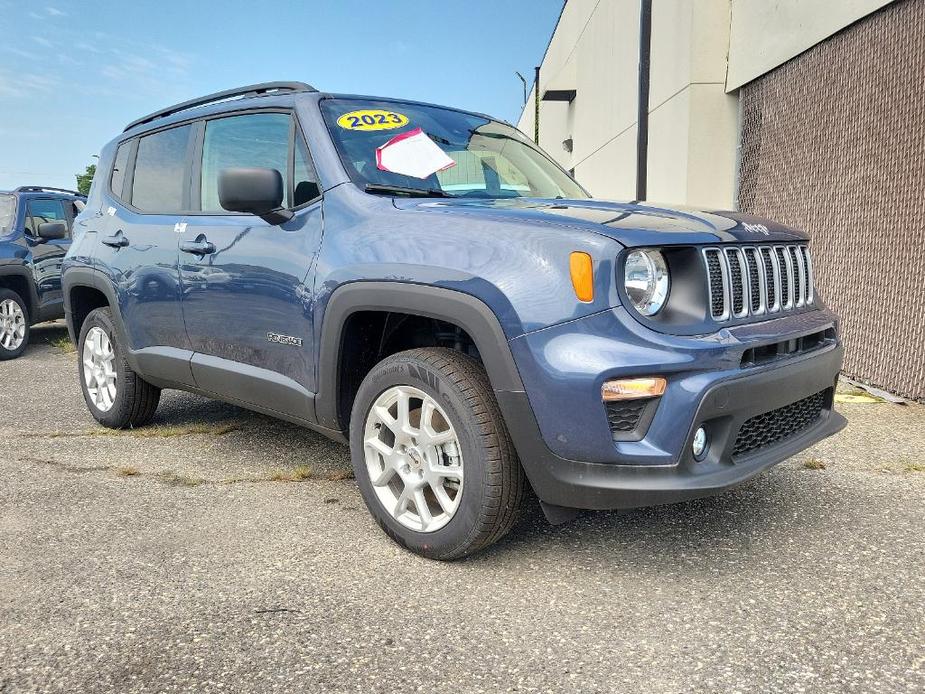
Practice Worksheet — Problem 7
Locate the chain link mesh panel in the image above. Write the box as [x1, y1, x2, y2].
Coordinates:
[738, 0, 925, 401]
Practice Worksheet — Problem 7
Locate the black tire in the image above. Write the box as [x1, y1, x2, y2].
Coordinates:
[350, 347, 526, 560]
[78, 307, 161, 429]
[0, 288, 30, 361]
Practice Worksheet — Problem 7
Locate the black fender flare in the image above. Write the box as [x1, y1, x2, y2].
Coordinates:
[0, 265, 40, 322]
[315, 281, 526, 431]
[61, 267, 140, 370]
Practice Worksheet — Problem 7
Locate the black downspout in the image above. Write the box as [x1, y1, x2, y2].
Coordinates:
[636, 0, 652, 201]
[534, 65, 541, 145]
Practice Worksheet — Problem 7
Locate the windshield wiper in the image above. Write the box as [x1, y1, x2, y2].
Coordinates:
[364, 183, 452, 198]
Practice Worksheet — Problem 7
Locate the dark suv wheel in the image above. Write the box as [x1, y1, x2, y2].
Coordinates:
[0, 289, 30, 361]
[350, 347, 526, 560]
[78, 307, 161, 428]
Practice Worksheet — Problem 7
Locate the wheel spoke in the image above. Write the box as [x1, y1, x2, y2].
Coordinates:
[373, 405, 400, 436]
[430, 481, 455, 516]
[396, 389, 412, 434]
[393, 487, 412, 518]
[413, 489, 433, 529]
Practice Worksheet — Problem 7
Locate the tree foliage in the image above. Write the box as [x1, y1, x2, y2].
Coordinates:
[75, 164, 96, 196]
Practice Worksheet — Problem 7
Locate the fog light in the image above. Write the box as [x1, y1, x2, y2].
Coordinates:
[692, 426, 708, 460]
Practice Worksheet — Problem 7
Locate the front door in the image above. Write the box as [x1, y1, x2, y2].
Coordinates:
[24, 198, 71, 318]
[179, 111, 324, 420]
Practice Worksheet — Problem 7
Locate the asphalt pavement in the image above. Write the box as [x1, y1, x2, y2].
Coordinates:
[1, 323, 923, 693]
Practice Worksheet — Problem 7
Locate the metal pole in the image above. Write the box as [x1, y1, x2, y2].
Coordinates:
[636, 0, 652, 201]
[534, 65, 541, 145]
[515, 71, 528, 108]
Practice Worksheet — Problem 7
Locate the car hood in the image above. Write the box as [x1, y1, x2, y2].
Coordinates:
[392, 197, 808, 246]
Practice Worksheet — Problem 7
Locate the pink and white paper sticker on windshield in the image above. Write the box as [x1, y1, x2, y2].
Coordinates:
[376, 127, 456, 179]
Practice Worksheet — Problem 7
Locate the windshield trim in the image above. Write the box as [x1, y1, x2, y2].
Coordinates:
[319, 96, 590, 200]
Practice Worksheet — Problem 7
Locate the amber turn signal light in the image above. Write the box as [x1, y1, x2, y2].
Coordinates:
[569, 251, 594, 302]
[601, 377, 667, 401]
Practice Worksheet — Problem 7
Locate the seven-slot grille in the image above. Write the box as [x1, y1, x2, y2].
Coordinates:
[702, 245, 814, 321]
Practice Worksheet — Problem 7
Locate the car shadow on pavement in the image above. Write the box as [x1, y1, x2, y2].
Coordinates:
[478, 468, 828, 567]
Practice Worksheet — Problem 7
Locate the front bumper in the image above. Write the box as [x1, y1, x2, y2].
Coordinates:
[500, 307, 846, 510]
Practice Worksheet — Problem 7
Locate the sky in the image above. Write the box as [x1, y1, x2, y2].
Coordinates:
[0, 0, 563, 191]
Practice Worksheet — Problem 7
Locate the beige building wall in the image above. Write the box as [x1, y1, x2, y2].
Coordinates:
[519, 0, 898, 210]
[518, 0, 737, 208]
[727, 0, 895, 90]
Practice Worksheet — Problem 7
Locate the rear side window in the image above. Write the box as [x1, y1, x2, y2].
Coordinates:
[131, 125, 192, 212]
[200, 113, 291, 212]
[25, 199, 67, 237]
[110, 142, 132, 200]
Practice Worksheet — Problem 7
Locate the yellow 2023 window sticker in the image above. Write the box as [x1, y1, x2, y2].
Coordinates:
[337, 109, 409, 131]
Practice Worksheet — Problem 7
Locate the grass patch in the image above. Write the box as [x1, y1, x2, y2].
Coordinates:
[326, 469, 354, 481]
[802, 458, 827, 470]
[48, 423, 240, 439]
[116, 465, 141, 477]
[270, 465, 313, 482]
[904, 463, 925, 473]
[49, 336, 76, 354]
[132, 423, 239, 438]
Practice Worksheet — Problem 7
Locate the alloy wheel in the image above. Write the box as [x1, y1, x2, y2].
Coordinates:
[0, 299, 26, 352]
[363, 385, 464, 533]
[82, 326, 117, 412]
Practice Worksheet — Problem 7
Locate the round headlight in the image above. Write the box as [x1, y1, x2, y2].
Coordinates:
[623, 249, 670, 316]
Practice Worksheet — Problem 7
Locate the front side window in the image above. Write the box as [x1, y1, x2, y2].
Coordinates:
[0, 195, 14, 235]
[132, 125, 192, 212]
[110, 141, 132, 200]
[25, 199, 67, 237]
[200, 112, 291, 212]
[320, 98, 588, 199]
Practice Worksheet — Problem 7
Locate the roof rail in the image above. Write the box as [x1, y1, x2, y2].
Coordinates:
[123, 81, 317, 132]
[14, 186, 84, 196]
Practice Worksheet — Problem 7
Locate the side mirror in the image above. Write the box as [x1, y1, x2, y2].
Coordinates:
[37, 221, 67, 240]
[218, 167, 292, 225]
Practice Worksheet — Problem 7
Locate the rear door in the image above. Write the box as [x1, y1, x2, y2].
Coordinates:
[96, 124, 193, 384]
[24, 197, 70, 317]
[179, 110, 324, 418]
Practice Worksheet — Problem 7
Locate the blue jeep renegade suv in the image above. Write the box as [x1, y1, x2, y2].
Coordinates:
[0, 186, 85, 359]
[63, 82, 846, 559]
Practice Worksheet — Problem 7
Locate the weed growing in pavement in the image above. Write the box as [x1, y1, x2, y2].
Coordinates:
[270, 465, 314, 482]
[116, 466, 141, 476]
[46, 423, 239, 438]
[49, 336, 76, 354]
[326, 469, 354, 481]
[904, 463, 925, 473]
[802, 458, 827, 470]
[158, 472, 205, 487]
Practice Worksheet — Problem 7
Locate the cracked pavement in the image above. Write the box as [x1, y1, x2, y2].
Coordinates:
[1, 323, 923, 693]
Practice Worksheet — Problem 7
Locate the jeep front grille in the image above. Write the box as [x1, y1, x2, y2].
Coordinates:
[702, 244, 814, 321]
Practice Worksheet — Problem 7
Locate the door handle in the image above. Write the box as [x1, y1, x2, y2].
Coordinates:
[180, 236, 216, 256]
[101, 231, 129, 248]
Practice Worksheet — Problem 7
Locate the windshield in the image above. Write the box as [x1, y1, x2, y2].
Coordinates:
[321, 98, 588, 199]
[0, 195, 14, 235]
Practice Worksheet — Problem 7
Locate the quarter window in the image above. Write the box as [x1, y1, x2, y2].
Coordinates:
[200, 113, 291, 212]
[110, 141, 132, 200]
[131, 125, 192, 213]
[294, 135, 320, 205]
